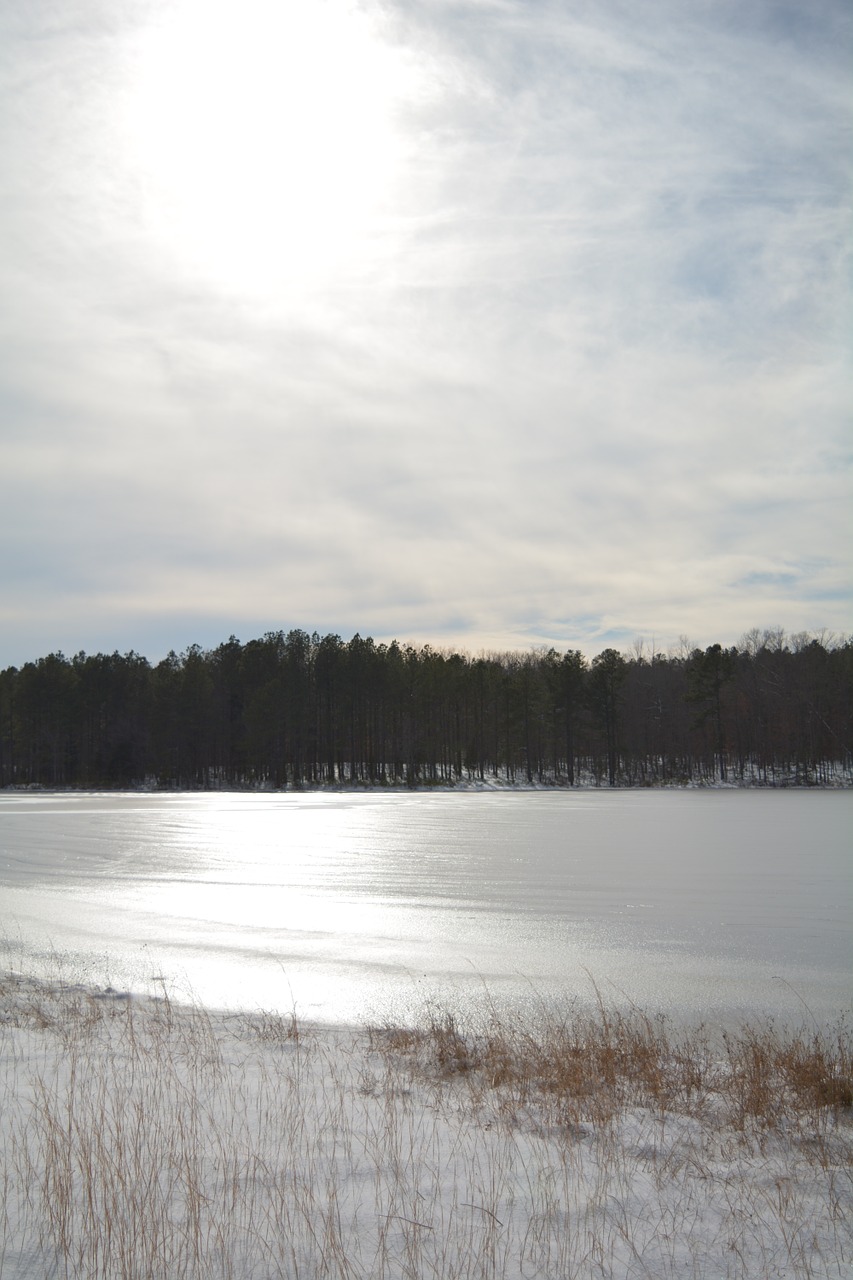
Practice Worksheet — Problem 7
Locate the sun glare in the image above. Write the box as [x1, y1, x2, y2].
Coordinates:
[122, 0, 408, 299]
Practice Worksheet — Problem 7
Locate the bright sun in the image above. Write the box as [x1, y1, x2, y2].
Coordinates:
[122, 0, 409, 299]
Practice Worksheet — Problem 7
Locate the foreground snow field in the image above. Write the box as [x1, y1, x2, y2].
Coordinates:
[1, 972, 850, 1279]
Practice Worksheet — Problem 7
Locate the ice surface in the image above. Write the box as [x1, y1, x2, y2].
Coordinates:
[0, 789, 849, 1027]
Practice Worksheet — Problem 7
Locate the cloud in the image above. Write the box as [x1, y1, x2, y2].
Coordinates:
[0, 0, 850, 667]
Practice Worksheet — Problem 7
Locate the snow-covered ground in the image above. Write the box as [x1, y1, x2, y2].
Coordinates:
[2, 970, 850, 1279]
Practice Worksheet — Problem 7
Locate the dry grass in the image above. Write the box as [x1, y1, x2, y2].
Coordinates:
[1, 970, 851, 1279]
[369, 999, 853, 1136]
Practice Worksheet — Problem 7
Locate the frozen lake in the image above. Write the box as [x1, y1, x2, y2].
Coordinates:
[0, 789, 849, 1027]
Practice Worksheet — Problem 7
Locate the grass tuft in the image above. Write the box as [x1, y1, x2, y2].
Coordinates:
[371, 1003, 852, 1134]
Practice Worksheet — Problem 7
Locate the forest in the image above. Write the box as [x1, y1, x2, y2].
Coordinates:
[0, 627, 850, 790]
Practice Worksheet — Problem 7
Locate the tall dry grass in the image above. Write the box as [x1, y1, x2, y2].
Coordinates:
[369, 997, 852, 1133]
[1, 969, 850, 1279]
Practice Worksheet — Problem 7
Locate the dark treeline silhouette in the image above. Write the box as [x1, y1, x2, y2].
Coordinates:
[0, 627, 850, 789]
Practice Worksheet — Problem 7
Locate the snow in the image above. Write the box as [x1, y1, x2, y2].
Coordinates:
[1, 970, 850, 1279]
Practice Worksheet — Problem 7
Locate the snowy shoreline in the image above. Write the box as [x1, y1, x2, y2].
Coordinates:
[3, 773, 852, 794]
[2, 968, 850, 1279]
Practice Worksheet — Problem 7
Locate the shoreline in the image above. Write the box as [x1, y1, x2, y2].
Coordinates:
[4, 774, 852, 793]
[4, 961, 853, 1040]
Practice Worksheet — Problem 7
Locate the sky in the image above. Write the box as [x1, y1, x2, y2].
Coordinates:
[1, 0, 850, 669]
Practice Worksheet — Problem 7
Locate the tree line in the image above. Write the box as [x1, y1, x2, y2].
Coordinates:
[0, 628, 850, 789]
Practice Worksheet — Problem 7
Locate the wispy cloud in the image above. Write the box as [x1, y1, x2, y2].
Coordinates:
[0, 0, 849, 665]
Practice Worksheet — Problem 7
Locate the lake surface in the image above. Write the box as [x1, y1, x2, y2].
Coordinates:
[0, 790, 849, 1028]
